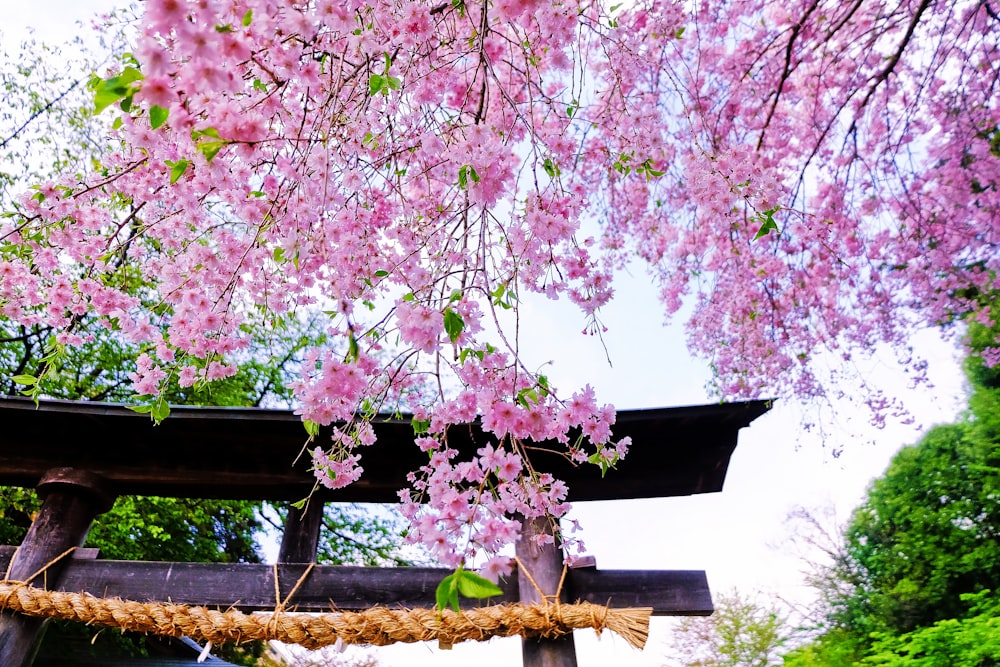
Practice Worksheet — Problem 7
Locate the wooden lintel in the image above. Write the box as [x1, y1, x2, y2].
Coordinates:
[0, 547, 713, 616]
[0, 397, 771, 502]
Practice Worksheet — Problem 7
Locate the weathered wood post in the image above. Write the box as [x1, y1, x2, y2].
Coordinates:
[516, 515, 577, 667]
[277, 499, 325, 563]
[0, 468, 115, 667]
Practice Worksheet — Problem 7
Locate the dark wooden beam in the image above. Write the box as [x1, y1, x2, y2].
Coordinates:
[0, 398, 771, 502]
[0, 470, 115, 667]
[0, 547, 713, 616]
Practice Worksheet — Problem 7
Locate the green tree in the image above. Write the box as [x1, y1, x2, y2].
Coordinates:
[780, 628, 866, 667]
[665, 590, 792, 667]
[863, 591, 1000, 667]
[834, 423, 1000, 636]
[785, 309, 1000, 666]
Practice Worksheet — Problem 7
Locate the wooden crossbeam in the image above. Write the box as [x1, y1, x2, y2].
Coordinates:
[0, 546, 713, 616]
[0, 397, 771, 502]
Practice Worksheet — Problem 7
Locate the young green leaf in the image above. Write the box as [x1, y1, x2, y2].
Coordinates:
[443, 308, 464, 343]
[191, 127, 221, 140]
[411, 417, 431, 435]
[165, 159, 190, 184]
[92, 66, 143, 114]
[11, 374, 38, 386]
[149, 105, 169, 129]
[346, 330, 360, 362]
[753, 208, 780, 240]
[455, 569, 503, 599]
[151, 396, 171, 424]
[436, 573, 461, 612]
[197, 140, 227, 162]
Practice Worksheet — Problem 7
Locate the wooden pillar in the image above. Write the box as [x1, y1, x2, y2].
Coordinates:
[0, 468, 115, 667]
[516, 516, 577, 667]
[277, 499, 325, 563]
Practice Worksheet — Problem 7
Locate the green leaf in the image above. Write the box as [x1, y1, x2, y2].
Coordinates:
[92, 66, 143, 114]
[411, 417, 431, 435]
[587, 452, 614, 477]
[197, 140, 227, 162]
[449, 289, 463, 303]
[242, 9, 253, 25]
[443, 308, 464, 343]
[94, 87, 127, 115]
[11, 374, 37, 386]
[374, 269, 389, 277]
[303, 420, 320, 438]
[543, 158, 560, 178]
[675, 26, 686, 39]
[753, 208, 780, 240]
[191, 127, 221, 140]
[369, 74, 386, 96]
[436, 573, 460, 612]
[151, 397, 171, 423]
[516, 387, 539, 407]
[165, 158, 190, 184]
[456, 569, 504, 599]
[458, 164, 479, 189]
[127, 404, 153, 414]
[149, 105, 169, 129]
[346, 331, 360, 363]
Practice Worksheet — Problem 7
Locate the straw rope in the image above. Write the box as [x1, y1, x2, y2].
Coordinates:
[0, 548, 649, 650]
[0, 581, 651, 650]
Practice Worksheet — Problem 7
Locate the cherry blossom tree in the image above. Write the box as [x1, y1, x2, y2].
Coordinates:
[0, 0, 996, 565]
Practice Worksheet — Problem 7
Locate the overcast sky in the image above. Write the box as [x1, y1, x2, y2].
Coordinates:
[1, 4, 970, 666]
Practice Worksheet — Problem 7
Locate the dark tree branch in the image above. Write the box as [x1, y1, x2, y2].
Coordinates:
[0, 78, 84, 151]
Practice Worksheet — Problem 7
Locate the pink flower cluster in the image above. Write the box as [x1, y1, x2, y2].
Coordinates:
[2, 0, 995, 564]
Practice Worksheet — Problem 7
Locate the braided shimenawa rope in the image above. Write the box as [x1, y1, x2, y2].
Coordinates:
[0, 582, 651, 650]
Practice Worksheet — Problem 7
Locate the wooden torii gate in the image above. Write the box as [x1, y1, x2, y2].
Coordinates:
[0, 396, 770, 666]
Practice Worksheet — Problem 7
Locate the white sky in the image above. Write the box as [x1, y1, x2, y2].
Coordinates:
[1, 3, 969, 666]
